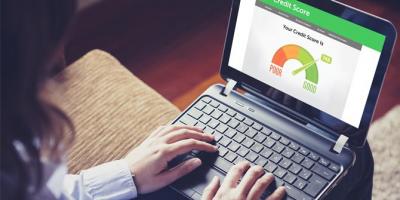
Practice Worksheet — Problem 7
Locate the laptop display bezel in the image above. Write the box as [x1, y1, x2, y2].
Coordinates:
[220, 0, 397, 147]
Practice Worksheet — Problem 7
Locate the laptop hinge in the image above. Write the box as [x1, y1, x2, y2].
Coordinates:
[222, 79, 237, 96]
[332, 134, 349, 154]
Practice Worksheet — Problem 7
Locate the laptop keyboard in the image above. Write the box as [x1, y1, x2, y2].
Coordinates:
[174, 96, 340, 200]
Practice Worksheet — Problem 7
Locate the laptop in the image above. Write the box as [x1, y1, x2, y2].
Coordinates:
[169, 0, 397, 199]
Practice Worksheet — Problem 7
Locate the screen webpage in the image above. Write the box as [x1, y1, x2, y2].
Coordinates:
[229, 0, 386, 128]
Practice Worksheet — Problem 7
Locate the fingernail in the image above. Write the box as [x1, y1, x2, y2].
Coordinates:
[278, 186, 286, 192]
[193, 158, 202, 167]
[213, 176, 219, 182]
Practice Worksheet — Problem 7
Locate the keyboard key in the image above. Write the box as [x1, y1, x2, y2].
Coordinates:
[282, 148, 295, 158]
[237, 147, 250, 157]
[245, 151, 258, 162]
[235, 113, 245, 121]
[219, 114, 231, 124]
[233, 157, 247, 165]
[204, 126, 214, 135]
[209, 100, 220, 108]
[270, 132, 281, 140]
[218, 104, 228, 112]
[194, 122, 206, 130]
[196, 100, 207, 109]
[263, 138, 276, 148]
[293, 178, 307, 190]
[179, 115, 197, 126]
[301, 158, 315, 169]
[304, 174, 328, 197]
[270, 153, 283, 163]
[299, 169, 312, 180]
[279, 137, 290, 145]
[299, 147, 310, 156]
[288, 163, 302, 174]
[226, 109, 236, 117]
[252, 143, 264, 153]
[274, 167, 287, 178]
[312, 163, 335, 180]
[255, 157, 268, 167]
[254, 133, 267, 143]
[252, 123, 263, 131]
[213, 158, 233, 173]
[233, 134, 245, 143]
[201, 97, 212, 103]
[289, 142, 300, 150]
[228, 141, 241, 152]
[243, 118, 254, 126]
[260, 127, 272, 136]
[224, 128, 236, 138]
[278, 158, 292, 169]
[285, 185, 312, 200]
[227, 119, 239, 129]
[203, 105, 214, 115]
[283, 173, 297, 184]
[199, 115, 211, 124]
[319, 158, 330, 167]
[207, 119, 220, 129]
[211, 109, 223, 119]
[219, 137, 231, 147]
[265, 162, 278, 173]
[242, 138, 255, 148]
[191, 192, 202, 200]
[216, 124, 228, 134]
[308, 152, 320, 161]
[214, 132, 223, 142]
[329, 163, 340, 172]
[236, 123, 248, 133]
[261, 148, 273, 159]
[224, 152, 237, 162]
[245, 128, 257, 138]
[218, 147, 228, 157]
[292, 153, 305, 164]
[272, 143, 285, 153]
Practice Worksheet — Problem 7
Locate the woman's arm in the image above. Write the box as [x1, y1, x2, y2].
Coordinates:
[62, 160, 137, 199]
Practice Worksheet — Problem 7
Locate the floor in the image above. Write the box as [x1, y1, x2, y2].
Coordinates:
[66, 0, 399, 120]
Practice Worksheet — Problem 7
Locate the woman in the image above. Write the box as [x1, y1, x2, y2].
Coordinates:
[1, 0, 286, 199]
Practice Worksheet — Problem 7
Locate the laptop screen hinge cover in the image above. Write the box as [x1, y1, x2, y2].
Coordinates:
[222, 79, 237, 96]
[333, 134, 349, 154]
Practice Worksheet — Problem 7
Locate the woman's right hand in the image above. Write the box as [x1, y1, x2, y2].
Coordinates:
[202, 161, 286, 200]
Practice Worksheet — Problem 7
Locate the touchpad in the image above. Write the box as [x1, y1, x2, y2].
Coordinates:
[172, 165, 226, 197]
[192, 167, 225, 194]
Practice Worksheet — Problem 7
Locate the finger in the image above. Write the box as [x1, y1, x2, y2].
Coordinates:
[202, 176, 220, 200]
[247, 173, 274, 200]
[265, 186, 286, 200]
[237, 165, 265, 195]
[164, 139, 217, 161]
[156, 157, 202, 186]
[221, 161, 251, 189]
[164, 129, 214, 144]
[158, 125, 203, 136]
[149, 126, 166, 137]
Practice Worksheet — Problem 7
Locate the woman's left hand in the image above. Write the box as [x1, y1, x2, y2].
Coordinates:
[124, 125, 217, 194]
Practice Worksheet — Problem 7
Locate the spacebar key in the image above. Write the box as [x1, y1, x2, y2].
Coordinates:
[285, 185, 312, 200]
[213, 158, 234, 173]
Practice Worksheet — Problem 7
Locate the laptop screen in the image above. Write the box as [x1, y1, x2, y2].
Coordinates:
[228, 0, 386, 128]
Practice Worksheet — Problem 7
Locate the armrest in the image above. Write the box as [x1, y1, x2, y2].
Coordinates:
[57, 50, 180, 173]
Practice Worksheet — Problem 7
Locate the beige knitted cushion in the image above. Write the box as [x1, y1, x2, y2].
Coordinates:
[57, 50, 180, 173]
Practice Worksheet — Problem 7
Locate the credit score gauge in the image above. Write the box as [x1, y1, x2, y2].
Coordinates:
[269, 44, 331, 94]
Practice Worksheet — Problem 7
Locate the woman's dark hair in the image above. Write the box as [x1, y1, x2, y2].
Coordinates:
[1, 0, 77, 199]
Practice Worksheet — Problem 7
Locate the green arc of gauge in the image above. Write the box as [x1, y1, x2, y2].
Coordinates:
[271, 44, 319, 84]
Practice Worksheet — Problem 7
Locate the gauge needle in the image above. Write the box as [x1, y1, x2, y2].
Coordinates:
[292, 59, 319, 76]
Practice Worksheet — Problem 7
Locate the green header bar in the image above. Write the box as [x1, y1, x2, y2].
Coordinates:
[259, 0, 385, 51]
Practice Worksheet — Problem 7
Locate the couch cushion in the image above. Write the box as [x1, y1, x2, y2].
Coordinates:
[57, 50, 180, 173]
